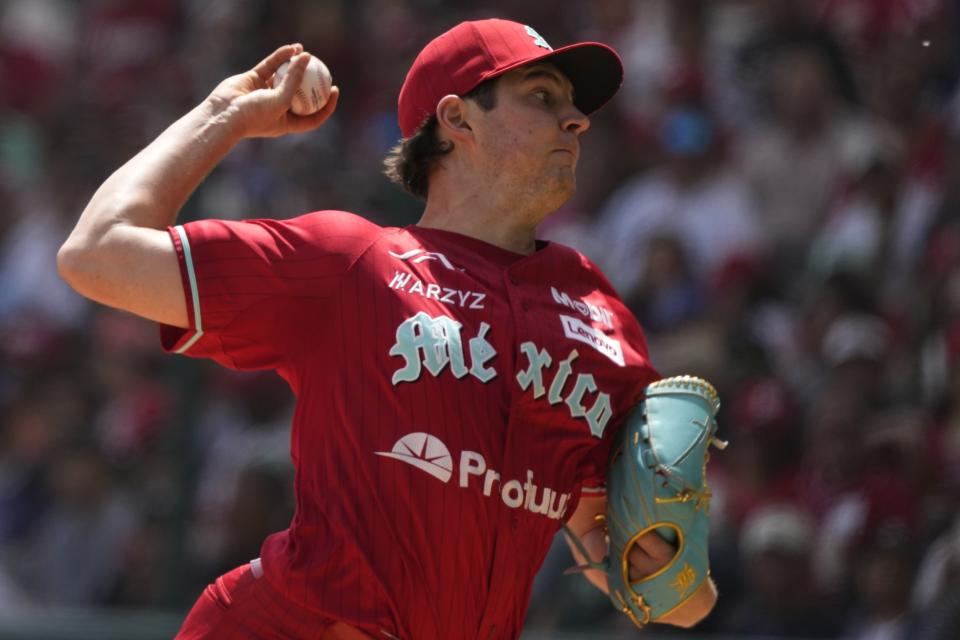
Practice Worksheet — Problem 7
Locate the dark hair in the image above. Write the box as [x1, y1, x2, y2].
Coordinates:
[384, 79, 497, 199]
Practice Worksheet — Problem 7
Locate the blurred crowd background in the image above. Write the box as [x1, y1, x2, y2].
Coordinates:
[2, 0, 960, 638]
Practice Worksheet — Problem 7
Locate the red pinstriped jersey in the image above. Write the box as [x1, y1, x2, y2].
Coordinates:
[162, 210, 659, 639]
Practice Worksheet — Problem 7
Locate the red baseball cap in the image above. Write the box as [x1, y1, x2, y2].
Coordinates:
[398, 19, 624, 137]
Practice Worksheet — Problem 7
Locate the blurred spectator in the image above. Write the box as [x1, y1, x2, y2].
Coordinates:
[815, 0, 947, 61]
[845, 530, 922, 640]
[18, 445, 138, 606]
[925, 331, 960, 530]
[625, 232, 705, 333]
[106, 512, 170, 608]
[917, 134, 960, 403]
[0, 399, 57, 543]
[77, 0, 182, 111]
[0, 175, 89, 328]
[820, 312, 893, 404]
[796, 389, 923, 597]
[194, 465, 293, 588]
[596, 105, 762, 301]
[710, 375, 801, 535]
[88, 311, 174, 465]
[188, 371, 293, 580]
[918, 588, 960, 640]
[719, 503, 841, 637]
[0, 0, 77, 115]
[735, 1, 859, 111]
[707, 373, 803, 618]
[913, 514, 960, 615]
[808, 124, 940, 303]
[612, 0, 714, 131]
[914, 503, 960, 640]
[735, 39, 863, 269]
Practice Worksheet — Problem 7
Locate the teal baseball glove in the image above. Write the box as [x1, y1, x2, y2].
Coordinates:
[565, 375, 726, 628]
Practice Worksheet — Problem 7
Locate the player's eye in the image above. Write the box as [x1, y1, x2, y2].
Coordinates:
[532, 88, 552, 104]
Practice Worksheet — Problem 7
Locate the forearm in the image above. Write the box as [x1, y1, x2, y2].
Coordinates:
[57, 98, 242, 325]
[565, 495, 611, 594]
[68, 98, 242, 244]
[564, 524, 610, 594]
[56, 46, 326, 327]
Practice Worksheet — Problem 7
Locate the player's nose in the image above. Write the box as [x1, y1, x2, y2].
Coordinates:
[561, 104, 590, 136]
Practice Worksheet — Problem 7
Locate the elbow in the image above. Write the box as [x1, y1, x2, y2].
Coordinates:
[57, 194, 146, 301]
[57, 240, 79, 286]
[57, 238, 96, 297]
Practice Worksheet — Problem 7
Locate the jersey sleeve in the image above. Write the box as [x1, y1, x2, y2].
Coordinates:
[579, 437, 615, 496]
[160, 210, 383, 371]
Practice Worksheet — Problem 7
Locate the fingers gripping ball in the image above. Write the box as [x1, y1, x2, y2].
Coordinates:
[564, 376, 726, 628]
[274, 55, 332, 115]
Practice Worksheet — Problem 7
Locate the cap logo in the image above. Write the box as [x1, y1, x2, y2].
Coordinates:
[524, 25, 552, 51]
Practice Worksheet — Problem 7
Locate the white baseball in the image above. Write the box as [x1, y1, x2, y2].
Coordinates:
[274, 55, 332, 115]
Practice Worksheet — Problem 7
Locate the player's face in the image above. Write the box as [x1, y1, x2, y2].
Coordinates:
[470, 64, 590, 221]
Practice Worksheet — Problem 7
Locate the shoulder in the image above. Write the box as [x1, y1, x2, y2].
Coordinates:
[241, 210, 391, 255]
[180, 210, 387, 241]
[550, 242, 592, 268]
[278, 209, 388, 238]
[175, 210, 392, 273]
[547, 242, 619, 293]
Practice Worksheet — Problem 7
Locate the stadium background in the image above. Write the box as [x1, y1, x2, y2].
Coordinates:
[2, 0, 960, 638]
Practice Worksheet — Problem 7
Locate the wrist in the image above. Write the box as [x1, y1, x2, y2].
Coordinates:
[197, 96, 246, 143]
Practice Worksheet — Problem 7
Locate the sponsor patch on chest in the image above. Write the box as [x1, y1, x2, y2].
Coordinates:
[559, 315, 625, 366]
[388, 271, 486, 309]
[551, 287, 614, 328]
[375, 432, 572, 520]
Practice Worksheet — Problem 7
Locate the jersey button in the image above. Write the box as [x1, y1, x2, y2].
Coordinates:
[521, 300, 531, 311]
[508, 274, 519, 285]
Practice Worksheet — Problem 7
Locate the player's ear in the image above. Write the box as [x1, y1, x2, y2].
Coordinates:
[436, 95, 473, 143]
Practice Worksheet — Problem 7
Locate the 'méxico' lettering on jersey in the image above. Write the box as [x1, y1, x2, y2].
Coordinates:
[390, 312, 497, 385]
[516, 342, 612, 438]
[388, 315, 611, 438]
[388, 271, 486, 309]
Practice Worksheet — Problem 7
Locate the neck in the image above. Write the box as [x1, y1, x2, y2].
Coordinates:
[418, 175, 549, 255]
[418, 207, 538, 255]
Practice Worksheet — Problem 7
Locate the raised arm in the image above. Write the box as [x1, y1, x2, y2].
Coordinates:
[57, 45, 340, 327]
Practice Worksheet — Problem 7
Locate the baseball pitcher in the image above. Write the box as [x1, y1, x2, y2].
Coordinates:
[59, 18, 719, 639]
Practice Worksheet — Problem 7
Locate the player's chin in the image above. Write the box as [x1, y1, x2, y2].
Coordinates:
[540, 177, 576, 213]
[546, 165, 577, 192]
